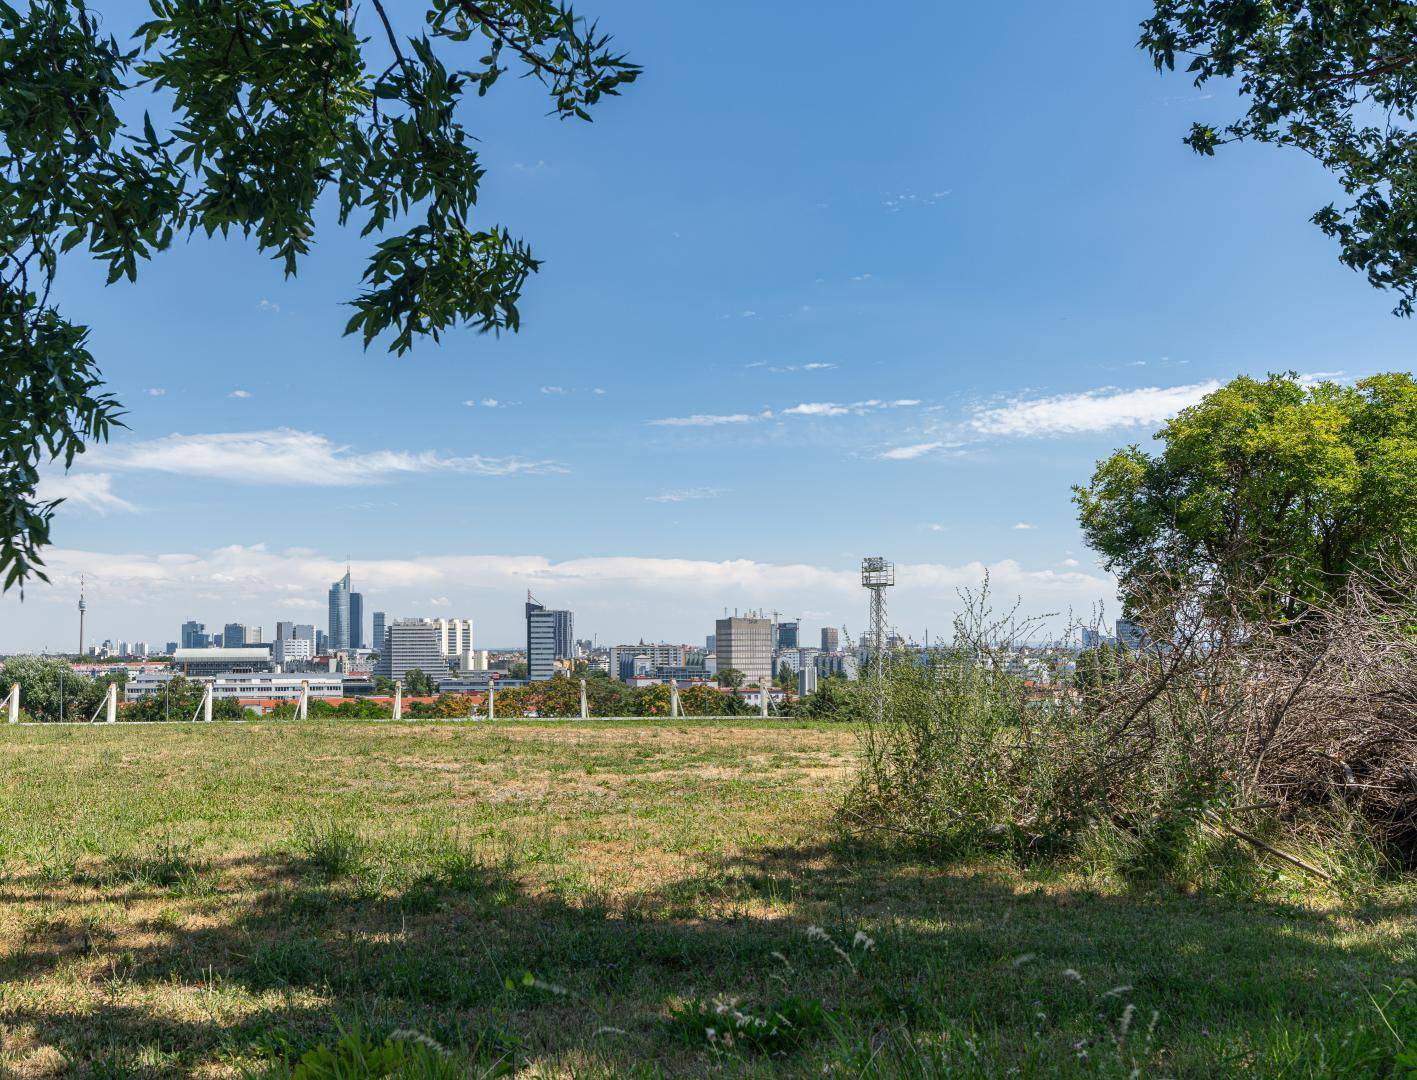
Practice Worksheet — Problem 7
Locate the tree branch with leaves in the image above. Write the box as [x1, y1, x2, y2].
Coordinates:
[0, 0, 638, 590]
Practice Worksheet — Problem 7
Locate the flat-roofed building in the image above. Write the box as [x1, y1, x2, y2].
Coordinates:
[372, 619, 452, 682]
[172, 647, 275, 676]
[714, 616, 772, 685]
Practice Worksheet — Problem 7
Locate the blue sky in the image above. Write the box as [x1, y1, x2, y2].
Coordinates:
[4, 0, 1413, 652]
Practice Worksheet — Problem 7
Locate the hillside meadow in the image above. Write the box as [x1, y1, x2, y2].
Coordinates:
[0, 719, 1411, 1077]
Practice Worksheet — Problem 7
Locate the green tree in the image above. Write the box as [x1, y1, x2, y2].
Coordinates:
[1074, 372, 1417, 621]
[0, 654, 99, 721]
[402, 668, 435, 696]
[1141, 3, 1417, 314]
[0, 0, 637, 590]
[372, 676, 396, 696]
[507, 660, 528, 679]
[716, 666, 745, 690]
[796, 677, 856, 721]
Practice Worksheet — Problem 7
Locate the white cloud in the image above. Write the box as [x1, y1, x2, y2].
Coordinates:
[0, 546, 1115, 651]
[784, 402, 850, 417]
[91, 429, 566, 484]
[646, 487, 724, 504]
[1012, 522, 1037, 530]
[927, 523, 947, 532]
[256, 299, 280, 313]
[35, 473, 136, 515]
[649, 412, 763, 427]
[145, 388, 166, 397]
[880, 441, 944, 460]
[466, 398, 508, 408]
[968, 381, 1222, 437]
[593, 387, 607, 395]
[850, 273, 873, 281]
[229, 389, 253, 399]
[427, 596, 451, 608]
[540, 386, 566, 395]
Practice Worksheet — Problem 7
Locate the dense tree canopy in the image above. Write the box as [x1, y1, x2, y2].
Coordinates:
[1075, 372, 1417, 621]
[1141, 2, 1417, 313]
[0, 0, 637, 589]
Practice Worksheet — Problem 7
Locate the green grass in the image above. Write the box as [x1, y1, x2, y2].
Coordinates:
[0, 719, 1410, 1077]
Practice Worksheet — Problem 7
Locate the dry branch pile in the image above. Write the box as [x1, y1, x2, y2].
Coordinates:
[850, 552, 1417, 869]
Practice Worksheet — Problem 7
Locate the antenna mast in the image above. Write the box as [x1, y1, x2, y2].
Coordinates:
[77, 573, 87, 657]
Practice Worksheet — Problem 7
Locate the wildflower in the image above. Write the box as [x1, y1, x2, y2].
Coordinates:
[853, 930, 876, 952]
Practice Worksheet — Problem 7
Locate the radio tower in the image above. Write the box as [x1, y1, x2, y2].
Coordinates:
[860, 556, 894, 678]
[77, 573, 87, 657]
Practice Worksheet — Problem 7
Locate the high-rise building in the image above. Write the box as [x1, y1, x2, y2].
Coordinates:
[275, 621, 295, 642]
[132, 641, 149, 657]
[1080, 628, 1102, 650]
[1116, 619, 1146, 652]
[164, 641, 179, 655]
[274, 636, 314, 667]
[328, 570, 351, 652]
[525, 594, 573, 682]
[775, 620, 800, 649]
[180, 620, 210, 649]
[372, 611, 387, 653]
[372, 619, 452, 682]
[715, 616, 773, 685]
[316, 629, 329, 654]
[434, 618, 473, 658]
[249, 626, 263, 644]
[820, 627, 839, 653]
[349, 592, 364, 650]
[223, 622, 248, 648]
[705, 634, 716, 654]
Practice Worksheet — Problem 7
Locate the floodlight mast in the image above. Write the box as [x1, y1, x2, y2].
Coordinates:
[860, 557, 895, 681]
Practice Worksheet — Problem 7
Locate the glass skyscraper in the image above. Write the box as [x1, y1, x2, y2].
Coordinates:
[327, 571, 351, 652]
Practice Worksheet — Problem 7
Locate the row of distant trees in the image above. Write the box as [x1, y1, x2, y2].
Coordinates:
[0, 656, 857, 723]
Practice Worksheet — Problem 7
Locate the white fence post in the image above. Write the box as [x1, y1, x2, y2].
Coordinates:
[759, 680, 769, 719]
[393, 684, 403, 721]
[203, 683, 212, 723]
[579, 678, 588, 720]
[298, 680, 309, 721]
[488, 683, 495, 721]
[670, 681, 681, 719]
[6, 683, 18, 724]
[105, 682, 118, 724]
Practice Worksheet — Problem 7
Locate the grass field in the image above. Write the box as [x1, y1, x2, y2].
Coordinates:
[0, 719, 1412, 1077]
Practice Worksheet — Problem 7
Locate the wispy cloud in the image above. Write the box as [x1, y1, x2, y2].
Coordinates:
[540, 385, 566, 395]
[882, 190, 951, 211]
[850, 273, 873, 282]
[1012, 522, 1037, 530]
[92, 429, 566, 484]
[783, 402, 850, 417]
[649, 412, 764, 428]
[646, 487, 725, 504]
[35, 473, 136, 515]
[880, 441, 945, 461]
[256, 299, 280, 313]
[465, 397, 508, 408]
[968, 381, 1222, 437]
[228, 389, 253, 399]
[764, 361, 838, 373]
[145, 387, 166, 397]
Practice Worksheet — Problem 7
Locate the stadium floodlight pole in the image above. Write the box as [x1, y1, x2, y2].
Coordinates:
[861, 556, 896, 723]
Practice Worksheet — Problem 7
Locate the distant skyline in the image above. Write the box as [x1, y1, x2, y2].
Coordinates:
[2, 0, 1412, 651]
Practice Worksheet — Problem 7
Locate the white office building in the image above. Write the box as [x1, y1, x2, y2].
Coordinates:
[435, 618, 473, 658]
[373, 619, 452, 681]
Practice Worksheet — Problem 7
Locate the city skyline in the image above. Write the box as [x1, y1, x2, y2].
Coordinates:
[2, 0, 1409, 651]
